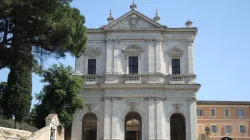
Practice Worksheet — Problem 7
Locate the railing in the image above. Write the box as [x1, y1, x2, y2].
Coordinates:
[85, 76, 97, 82]
[84, 75, 104, 84]
[125, 75, 141, 83]
[169, 76, 185, 84]
[167, 74, 196, 84]
[83, 74, 196, 85]
[128, 76, 140, 81]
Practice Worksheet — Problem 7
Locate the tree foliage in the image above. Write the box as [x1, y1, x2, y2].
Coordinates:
[0, 0, 87, 122]
[0, 0, 87, 66]
[2, 61, 32, 122]
[0, 82, 7, 115]
[33, 64, 84, 128]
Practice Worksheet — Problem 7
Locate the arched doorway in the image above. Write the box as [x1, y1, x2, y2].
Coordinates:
[125, 112, 142, 140]
[170, 113, 186, 140]
[82, 113, 97, 140]
[221, 137, 232, 140]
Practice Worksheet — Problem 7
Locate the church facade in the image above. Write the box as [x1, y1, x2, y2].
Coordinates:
[71, 3, 200, 140]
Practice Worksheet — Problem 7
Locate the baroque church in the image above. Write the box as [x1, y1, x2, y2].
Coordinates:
[72, 2, 200, 140]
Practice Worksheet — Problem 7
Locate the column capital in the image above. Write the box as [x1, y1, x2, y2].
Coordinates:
[188, 97, 196, 103]
[186, 38, 194, 46]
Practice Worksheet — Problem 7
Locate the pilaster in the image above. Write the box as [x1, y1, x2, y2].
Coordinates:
[113, 40, 122, 74]
[106, 39, 113, 74]
[147, 41, 155, 73]
[148, 98, 155, 140]
[187, 38, 194, 74]
[71, 112, 82, 140]
[156, 97, 165, 140]
[155, 39, 163, 73]
[103, 98, 112, 140]
[112, 98, 121, 140]
[189, 97, 197, 140]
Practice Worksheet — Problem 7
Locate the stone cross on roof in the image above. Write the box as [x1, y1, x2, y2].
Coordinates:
[130, 0, 137, 10]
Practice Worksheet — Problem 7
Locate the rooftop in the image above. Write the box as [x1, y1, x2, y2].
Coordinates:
[197, 100, 250, 105]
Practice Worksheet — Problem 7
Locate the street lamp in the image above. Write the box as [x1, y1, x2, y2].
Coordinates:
[205, 126, 210, 140]
[50, 127, 56, 140]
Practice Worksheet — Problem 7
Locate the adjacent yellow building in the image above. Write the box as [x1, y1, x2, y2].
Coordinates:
[197, 100, 250, 140]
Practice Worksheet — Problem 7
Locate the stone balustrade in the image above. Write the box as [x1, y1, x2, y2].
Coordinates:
[84, 75, 105, 84]
[84, 74, 196, 85]
[166, 74, 196, 84]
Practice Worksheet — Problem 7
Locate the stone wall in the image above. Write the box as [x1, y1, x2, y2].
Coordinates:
[0, 114, 64, 140]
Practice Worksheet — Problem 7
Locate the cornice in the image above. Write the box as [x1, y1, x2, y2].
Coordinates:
[83, 83, 200, 91]
[87, 27, 198, 34]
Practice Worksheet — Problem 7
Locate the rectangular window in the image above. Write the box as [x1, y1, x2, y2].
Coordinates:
[224, 108, 230, 117]
[211, 125, 218, 134]
[172, 59, 180, 74]
[224, 125, 232, 134]
[240, 125, 246, 134]
[197, 108, 204, 117]
[88, 59, 96, 75]
[237, 109, 244, 118]
[197, 124, 203, 134]
[211, 108, 216, 117]
[129, 56, 138, 74]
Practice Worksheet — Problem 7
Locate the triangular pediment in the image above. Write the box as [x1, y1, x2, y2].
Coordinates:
[167, 47, 184, 59]
[104, 10, 164, 30]
[124, 45, 144, 52]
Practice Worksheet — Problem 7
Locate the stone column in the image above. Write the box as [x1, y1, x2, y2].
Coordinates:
[112, 98, 121, 140]
[148, 98, 155, 140]
[106, 39, 113, 74]
[189, 97, 197, 140]
[120, 118, 125, 140]
[141, 117, 145, 140]
[97, 119, 101, 140]
[71, 112, 82, 140]
[156, 97, 165, 140]
[103, 98, 112, 140]
[187, 38, 194, 74]
[143, 98, 149, 140]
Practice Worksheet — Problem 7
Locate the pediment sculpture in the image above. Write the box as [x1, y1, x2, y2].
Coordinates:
[125, 100, 141, 110]
[130, 14, 138, 29]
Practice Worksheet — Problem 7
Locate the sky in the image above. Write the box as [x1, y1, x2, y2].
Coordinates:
[0, 0, 250, 106]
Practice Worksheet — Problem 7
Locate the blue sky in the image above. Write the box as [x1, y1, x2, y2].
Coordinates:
[0, 0, 250, 105]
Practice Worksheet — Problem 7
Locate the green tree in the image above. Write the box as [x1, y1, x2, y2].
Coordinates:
[33, 64, 83, 128]
[0, 82, 7, 115]
[0, 0, 87, 122]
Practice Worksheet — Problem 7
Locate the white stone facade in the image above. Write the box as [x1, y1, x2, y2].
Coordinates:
[72, 4, 200, 140]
